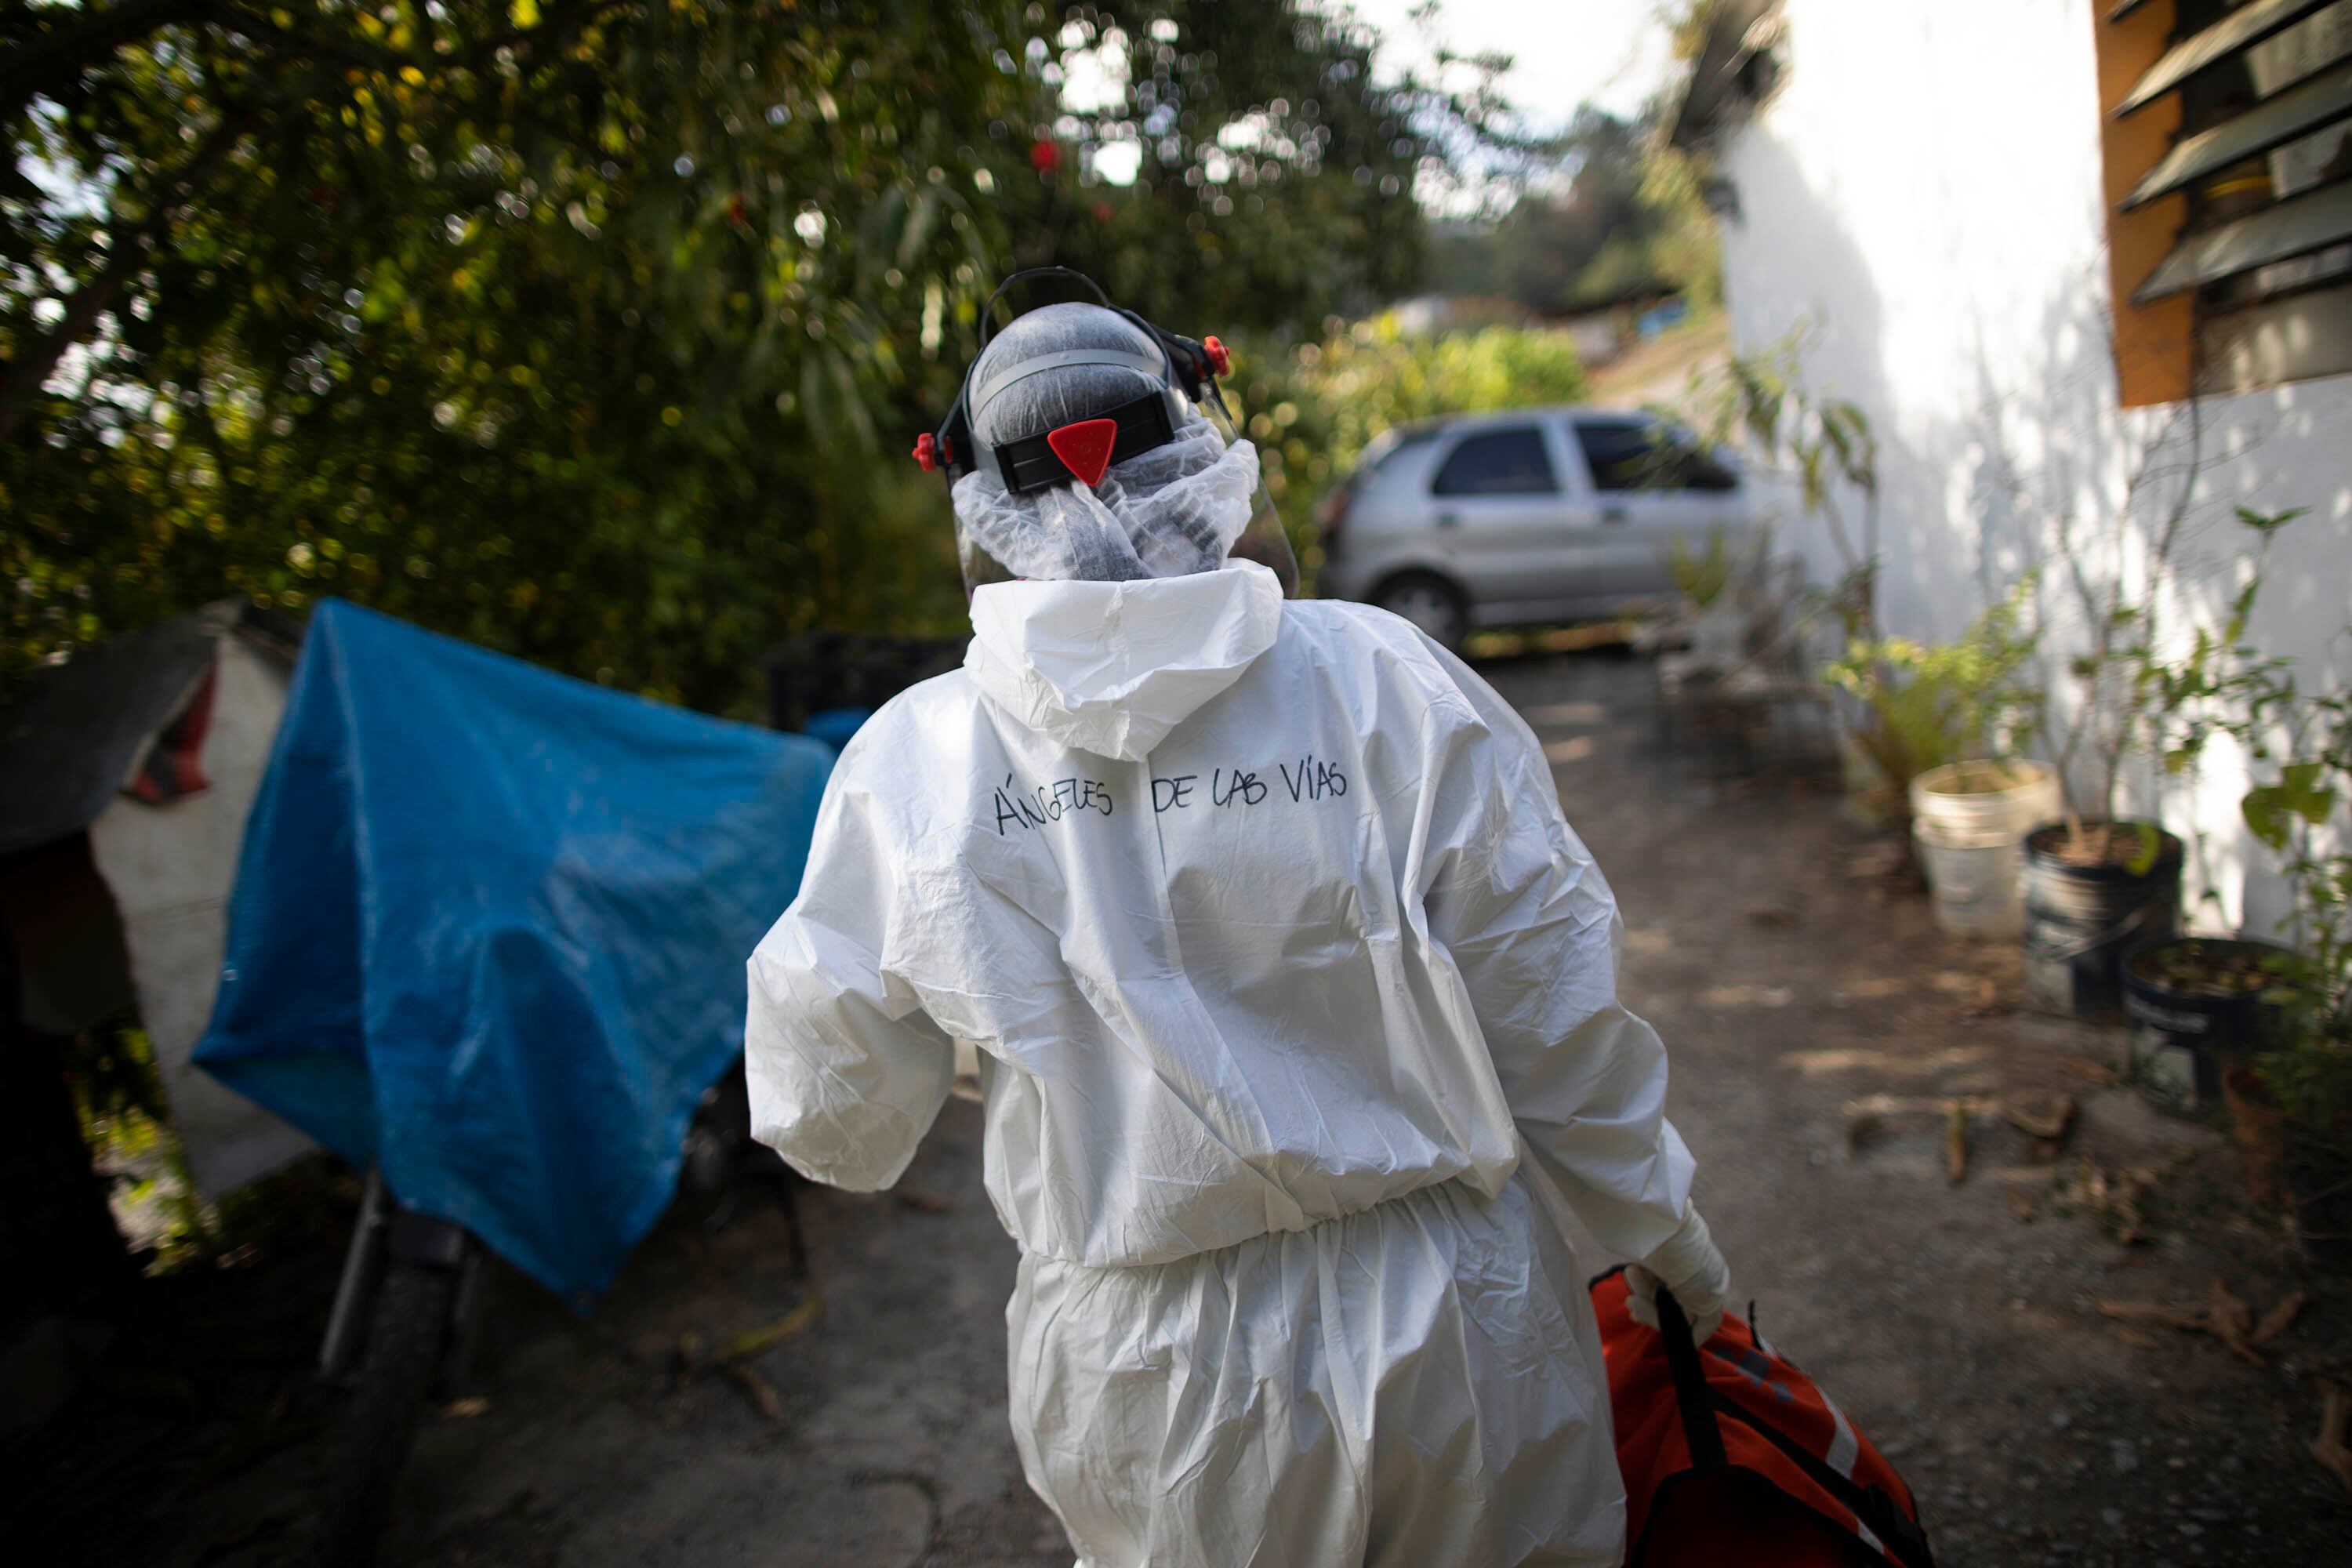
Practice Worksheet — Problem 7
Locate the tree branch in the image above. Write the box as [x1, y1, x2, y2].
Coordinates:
[0, 111, 250, 444]
[0, 0, 217, 125]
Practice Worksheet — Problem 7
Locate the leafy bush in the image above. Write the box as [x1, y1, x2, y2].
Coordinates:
[1824, 577, 2042, 819]
[2230, 642, 2352, 1138]
[1232, 318, 1589, 584]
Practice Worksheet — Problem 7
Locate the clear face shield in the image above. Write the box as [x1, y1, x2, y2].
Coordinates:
[952, 383, 1299, 599]
[1191, 391, 1301, 596]
[927, 277, 1298, 600]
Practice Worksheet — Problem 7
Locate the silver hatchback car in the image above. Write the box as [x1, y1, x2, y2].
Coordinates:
[1313, 406, 1755, 648]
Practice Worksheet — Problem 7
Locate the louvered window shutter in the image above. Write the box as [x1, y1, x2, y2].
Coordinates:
[2107, 0, 2352, 390]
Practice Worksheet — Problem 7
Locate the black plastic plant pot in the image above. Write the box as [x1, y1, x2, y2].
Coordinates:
[2284, 1123, 2352, 1272]
[2022, 822, 2184, 1020]
[2122, 937, 2294, 1114]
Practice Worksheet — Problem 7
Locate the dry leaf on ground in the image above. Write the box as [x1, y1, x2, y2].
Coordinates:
[2004, 1094, 2076, 1143]
[2205, 1279, 2265, 1368]
[2096, 1300, 2209, 1334]
[1945, 1102, 1968, 1185]
[2057, 1160, 2157, 1244]
[2314, 1381, 2352, 1493]
[715, 1287, 825, 1365]
[725, 1363, 784, 1422]
[2096, 1279, 2309, 1366]
[2252, 1290, 2310, 1347]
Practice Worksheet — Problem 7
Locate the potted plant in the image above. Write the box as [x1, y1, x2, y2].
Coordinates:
[2024, 491, 2299, 1017]
[2121, 935, 2295, 1117]
[1821, 578, 2048, 938]
[2114, 510, 2303, 1105]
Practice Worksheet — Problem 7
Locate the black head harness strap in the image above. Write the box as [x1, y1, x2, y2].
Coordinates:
[913, 267, 1235, 497]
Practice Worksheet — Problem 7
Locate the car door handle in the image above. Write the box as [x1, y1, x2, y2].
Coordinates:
[1436, 511, 1460, 528]
[1601, 504, 1628, 524]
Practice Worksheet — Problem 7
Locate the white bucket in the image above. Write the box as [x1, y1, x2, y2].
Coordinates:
[1911, 760, 2062, 941]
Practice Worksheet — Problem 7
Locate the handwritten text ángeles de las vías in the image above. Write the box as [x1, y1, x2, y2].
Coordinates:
[989, 754, 1348, 837]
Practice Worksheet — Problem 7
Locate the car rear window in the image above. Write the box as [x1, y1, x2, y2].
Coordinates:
[1376, 427, 1441, 468]
[1430, 426, 1556, 497]
[1345, 426, 1439, 492]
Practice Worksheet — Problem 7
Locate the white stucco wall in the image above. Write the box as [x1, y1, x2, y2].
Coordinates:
[1718, 0, 2352, 934]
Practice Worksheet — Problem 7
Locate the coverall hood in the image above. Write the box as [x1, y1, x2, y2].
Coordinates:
[964, 557, 1283, 761]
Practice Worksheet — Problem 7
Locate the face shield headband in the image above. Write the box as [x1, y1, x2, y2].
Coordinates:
[912, 267, 1237, 497]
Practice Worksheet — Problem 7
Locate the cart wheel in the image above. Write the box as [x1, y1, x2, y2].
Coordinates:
[312, 1257, 459, 1567]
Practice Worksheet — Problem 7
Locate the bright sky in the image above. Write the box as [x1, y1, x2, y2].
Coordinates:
[1347, 0, 1675, 130]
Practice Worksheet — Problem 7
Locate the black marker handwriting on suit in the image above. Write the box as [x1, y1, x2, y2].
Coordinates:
[1277, 753, 1348, 803]
[992, 774, 1115, 835]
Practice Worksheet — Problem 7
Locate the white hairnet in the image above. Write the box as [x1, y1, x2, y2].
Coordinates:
[954, 425, 1259, 583]
[953, 301, 1258, 583]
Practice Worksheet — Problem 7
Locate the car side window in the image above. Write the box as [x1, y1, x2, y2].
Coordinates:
[1366, 427, 1440, 481]
[1429, 426, 1556, 497]
[1575, 419, 1739, 493]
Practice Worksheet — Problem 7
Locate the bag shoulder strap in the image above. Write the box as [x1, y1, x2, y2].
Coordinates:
[1653, 1287, 1936, 1568]
[1654, 1285, 1728, 1470]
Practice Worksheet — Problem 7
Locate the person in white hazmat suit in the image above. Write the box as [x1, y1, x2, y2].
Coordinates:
[745, 297, 1733, 1566]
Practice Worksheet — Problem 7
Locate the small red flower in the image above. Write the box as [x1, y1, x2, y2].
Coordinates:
[1029, 140, 1060, 175]
[727, 192, 748, 227]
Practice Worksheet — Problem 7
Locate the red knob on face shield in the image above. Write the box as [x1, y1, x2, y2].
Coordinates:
[1045, 417, 1120, 488]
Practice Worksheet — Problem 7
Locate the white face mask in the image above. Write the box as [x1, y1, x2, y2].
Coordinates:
[953, 423, 1261, 583]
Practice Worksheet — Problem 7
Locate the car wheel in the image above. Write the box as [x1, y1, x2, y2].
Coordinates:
[1373, 572, 1468, 652]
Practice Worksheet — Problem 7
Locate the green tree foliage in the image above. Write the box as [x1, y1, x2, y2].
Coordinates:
[4, 1, 1509, 714]
[996, 3, 1523, 336]
[6, 0, 1042, 712]
[2155, 510, 2350, 1133]
[2238, 691, 2352, 1131]
[1431, 106, 1720, 315]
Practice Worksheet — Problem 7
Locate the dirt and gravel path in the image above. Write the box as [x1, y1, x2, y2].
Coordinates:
[1479, 652, 2349, 1568]
[24, 647, 2349, 1567]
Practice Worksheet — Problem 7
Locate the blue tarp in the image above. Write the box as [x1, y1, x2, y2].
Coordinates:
[197, 601, 833, 1301]
[800, 706, 876, 751]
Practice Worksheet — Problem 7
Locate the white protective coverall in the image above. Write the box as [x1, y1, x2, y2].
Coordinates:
[746, 557, 1697, 1566]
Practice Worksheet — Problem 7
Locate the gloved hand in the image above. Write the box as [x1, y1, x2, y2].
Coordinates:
[1625, 1205, 1732, 1345]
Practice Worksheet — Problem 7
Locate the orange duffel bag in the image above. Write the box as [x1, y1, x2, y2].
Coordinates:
[1593, 1269, 1936, 1568]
